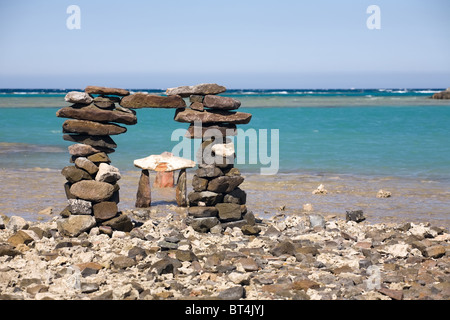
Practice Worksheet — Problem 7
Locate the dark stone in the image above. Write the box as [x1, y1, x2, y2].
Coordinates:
[192, 175, 209, 192]
[218, 286, 245, 300]
[270, 241, 296, 257]
[175, 169, 187, 207]
[61, 166, 92, 184]
[128, 246, 148, 260]
[188, 217, 220, 233]
[151, 258, 181, 275]
[176, 250, 198, 262]
[188, 191, 223, 206]
[346, 210, 366, 223]
[207, 176, 244, 194]
[196, 166, 223, 178]
[93, 96, 116, 109]
[92, 202, 118, 222]
[112, 255, 136, 269]
[223, 188, 247, 205]
[188, 206, 218, 218]
[241, 225, 261, 236]
[216, 203, 242, 222]
[101, 213, 133, 232]
[136, 170, 151, 208]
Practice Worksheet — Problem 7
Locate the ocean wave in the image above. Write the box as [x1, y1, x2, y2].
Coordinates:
[413, 90, 440, 94]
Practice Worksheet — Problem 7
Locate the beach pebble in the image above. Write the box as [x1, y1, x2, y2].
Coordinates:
[312, 184, 328, 195]
[377, 189, 392, 198]
[6, 216, 29, 231]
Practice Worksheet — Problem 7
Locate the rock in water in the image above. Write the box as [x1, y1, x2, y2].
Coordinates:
[65, 91, 93, 104]
[85, 86, 130, 96]
[166, 83, 226, 97]
[120, 93, 186, 109]
[431, 89, 450, 99]
[377, 189, 392, 198]
[63, 120, 127, 136]
[346, 210, 366, 223]
[312, 184, 328, 195]
[70, 180, 115, 202]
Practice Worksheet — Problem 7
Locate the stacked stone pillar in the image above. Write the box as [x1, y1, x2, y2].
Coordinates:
[57, 86, 136, 236]
[169, 83, 255, 233]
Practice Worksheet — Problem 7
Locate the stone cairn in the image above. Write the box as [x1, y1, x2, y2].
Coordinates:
[168, 83, 256, 233]
[57, 83, 255, 235]
[56, 86, 139, 236]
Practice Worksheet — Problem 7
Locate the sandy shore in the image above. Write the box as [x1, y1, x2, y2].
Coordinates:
[1, 168, 449, 229]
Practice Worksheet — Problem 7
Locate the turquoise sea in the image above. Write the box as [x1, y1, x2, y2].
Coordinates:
[1, 88, 449, 226]
[1, 88, 449, 180]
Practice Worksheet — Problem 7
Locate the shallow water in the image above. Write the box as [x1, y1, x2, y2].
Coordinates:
[1, 168, 448, 229]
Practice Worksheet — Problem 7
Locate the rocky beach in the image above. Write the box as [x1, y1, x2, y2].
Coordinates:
[1, 198, 449, 300]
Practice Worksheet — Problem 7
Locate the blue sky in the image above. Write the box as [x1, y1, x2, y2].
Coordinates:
[0, 0, 449, 89]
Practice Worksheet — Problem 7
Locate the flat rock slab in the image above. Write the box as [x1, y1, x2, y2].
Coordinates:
[70, 180, 115, 202]
[174, 109, 252, 124]
[57, 105, 137, 125]
[63, 120, 127, 136]
[120, 93, 186, 109]
[166, 83, 226, 98]
[85, 86, 130, 96]
[134, 153, 195, 172]
[203, 95, 241, 110]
